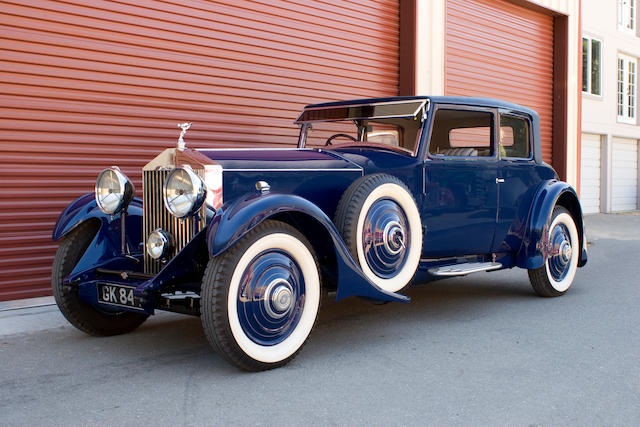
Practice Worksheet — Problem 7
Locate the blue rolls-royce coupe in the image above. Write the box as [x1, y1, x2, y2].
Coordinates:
[52, 96, 587, 371]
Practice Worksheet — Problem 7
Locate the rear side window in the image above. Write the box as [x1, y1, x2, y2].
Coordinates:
[500, 114, 531, 159]
[429, 109, 494, 157]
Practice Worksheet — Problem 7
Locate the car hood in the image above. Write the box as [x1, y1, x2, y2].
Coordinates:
[196, 147, 362, 171]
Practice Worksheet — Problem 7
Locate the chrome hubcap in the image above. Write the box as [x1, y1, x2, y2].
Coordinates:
[362, 199, 411, 279]
[560, 241, 572, 263]
[264, 279, 294, 319]
[548, 222, 573, 281]
[383, 221, 405, 255]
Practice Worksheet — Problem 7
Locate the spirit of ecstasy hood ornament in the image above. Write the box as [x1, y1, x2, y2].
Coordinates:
[177, 122, 192, 151]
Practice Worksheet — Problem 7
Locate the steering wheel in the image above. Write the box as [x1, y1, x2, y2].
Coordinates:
[325, 133, 357, 146]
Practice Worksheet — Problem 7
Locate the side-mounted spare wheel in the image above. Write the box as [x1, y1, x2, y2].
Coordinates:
[334, 173, 422, 293]
[528, 206, 580, 297]
[52, 221, 149, 336]
[200, 220, 321, 371]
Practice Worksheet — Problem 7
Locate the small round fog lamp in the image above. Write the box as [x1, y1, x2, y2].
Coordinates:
[146, 229, 173, 260]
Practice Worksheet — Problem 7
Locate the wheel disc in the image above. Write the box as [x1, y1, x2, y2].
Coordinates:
[236, 250, 306, 346]
[547, 222, 574, 282]
[361, 199, 410, 279]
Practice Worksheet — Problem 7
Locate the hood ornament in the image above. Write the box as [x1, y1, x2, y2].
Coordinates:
[177, 122, 192, 151]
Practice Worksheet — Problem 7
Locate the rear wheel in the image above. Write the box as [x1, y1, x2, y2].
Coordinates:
[201, 220, 321, 371]
[52, 221, 148, 336]
[528, 206, 579, 297]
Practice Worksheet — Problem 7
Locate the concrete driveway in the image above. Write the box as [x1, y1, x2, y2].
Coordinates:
[1, 213, 639, 426]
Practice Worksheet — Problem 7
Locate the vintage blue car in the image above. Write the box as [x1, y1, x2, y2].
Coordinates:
[52, 96, 587, 371]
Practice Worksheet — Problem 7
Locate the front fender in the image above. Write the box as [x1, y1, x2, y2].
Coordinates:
[52, 193, 143, 241]
[207, 192, 409, 303]
[519, 180, 588, 269]
[52, 194, 144, 284]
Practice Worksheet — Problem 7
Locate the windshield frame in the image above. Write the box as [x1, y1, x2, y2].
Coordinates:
[296, 99, 429, 155]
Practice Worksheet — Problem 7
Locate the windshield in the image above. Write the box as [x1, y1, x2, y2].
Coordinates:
[296, 99, 428, 156]
[299, 118, 421, 155]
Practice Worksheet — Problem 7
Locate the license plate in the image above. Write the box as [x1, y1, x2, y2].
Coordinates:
[97, 283, 143, 310]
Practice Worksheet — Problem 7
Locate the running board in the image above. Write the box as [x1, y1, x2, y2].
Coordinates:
[428, 262, 502, 277]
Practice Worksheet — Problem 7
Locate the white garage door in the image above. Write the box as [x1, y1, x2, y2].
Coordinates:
[611, 138, 639, 212]
[580, 134, 601, 214]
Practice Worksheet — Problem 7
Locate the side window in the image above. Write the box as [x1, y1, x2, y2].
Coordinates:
[499, 115, 531, 159]
[429, 109, 494, 157]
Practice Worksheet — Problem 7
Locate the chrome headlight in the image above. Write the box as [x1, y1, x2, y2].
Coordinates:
[95, 167, 134, 215]
[163, 166, 206, 218]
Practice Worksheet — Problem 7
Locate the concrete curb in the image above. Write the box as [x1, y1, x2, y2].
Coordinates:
[0, 296, 55, 312]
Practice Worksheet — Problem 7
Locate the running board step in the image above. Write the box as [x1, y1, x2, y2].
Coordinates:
[428, 262, 502, 277]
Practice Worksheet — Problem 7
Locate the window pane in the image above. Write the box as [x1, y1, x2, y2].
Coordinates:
[500, 115, 531, 159]
[429, 109, 493, 157]
[628, 61, 636, 118]
[618, 58, 625, 116]
[618, 55, 638, 122]
[591, 40, 602, 95]
[619, 0, 636, 31]
[582, 38, 589, 92]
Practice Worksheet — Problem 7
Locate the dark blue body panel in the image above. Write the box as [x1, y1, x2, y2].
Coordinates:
[53, 193, 142, 242]
[199, 148, 363, 217]
[518, 180, 588, 269]
[207, 192, 409, 303]
[52, 194, 144, 280]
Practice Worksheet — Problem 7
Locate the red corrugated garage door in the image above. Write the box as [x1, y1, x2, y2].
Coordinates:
[0, 0, 399, 301]
[445, 0, 554, 163]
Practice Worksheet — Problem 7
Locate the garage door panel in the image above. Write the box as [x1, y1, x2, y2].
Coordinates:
[445, 0, 554, 164]
[0, 0, 400, 300]
[3, 2, 397, 72]
[611, 138, 639, 212]
[580, 134, 601, 214]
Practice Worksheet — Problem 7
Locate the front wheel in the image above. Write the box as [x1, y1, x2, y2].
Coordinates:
[201, 220, 321, 371]
[52, 221, 148, 336]
[528, 206, 580, 297]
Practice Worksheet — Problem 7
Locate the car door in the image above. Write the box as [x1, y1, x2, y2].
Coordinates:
[421, 107, 499, 257]
[492, 111, 551, 253]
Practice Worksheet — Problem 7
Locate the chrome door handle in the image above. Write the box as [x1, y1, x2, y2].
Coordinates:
[496, 178, 505, 184]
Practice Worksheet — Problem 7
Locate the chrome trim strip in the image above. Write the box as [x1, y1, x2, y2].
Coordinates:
[295, 99, 429, 123]
[219, 168, 363, 172]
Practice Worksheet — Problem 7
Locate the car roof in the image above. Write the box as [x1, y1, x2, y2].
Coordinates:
[303, 95, 538, 117]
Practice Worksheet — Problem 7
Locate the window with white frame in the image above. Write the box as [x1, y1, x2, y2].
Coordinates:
[617, 54, 637, 124]
[582, 37, 602, 95]
[618, 0, 636, 33]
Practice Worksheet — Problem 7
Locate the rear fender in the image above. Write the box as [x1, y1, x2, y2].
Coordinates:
[519, 180, 588, 269]
[207, 192, 409, 303]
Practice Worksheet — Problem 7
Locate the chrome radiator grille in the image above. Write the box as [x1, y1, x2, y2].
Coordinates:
[143, 169, 205, 275]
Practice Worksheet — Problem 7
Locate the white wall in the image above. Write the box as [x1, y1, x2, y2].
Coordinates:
[582, 0, 640, 212]
[582, 0, 640, 138]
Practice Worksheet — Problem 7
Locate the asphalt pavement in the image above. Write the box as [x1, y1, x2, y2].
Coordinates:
[1, 212, 639, 426]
